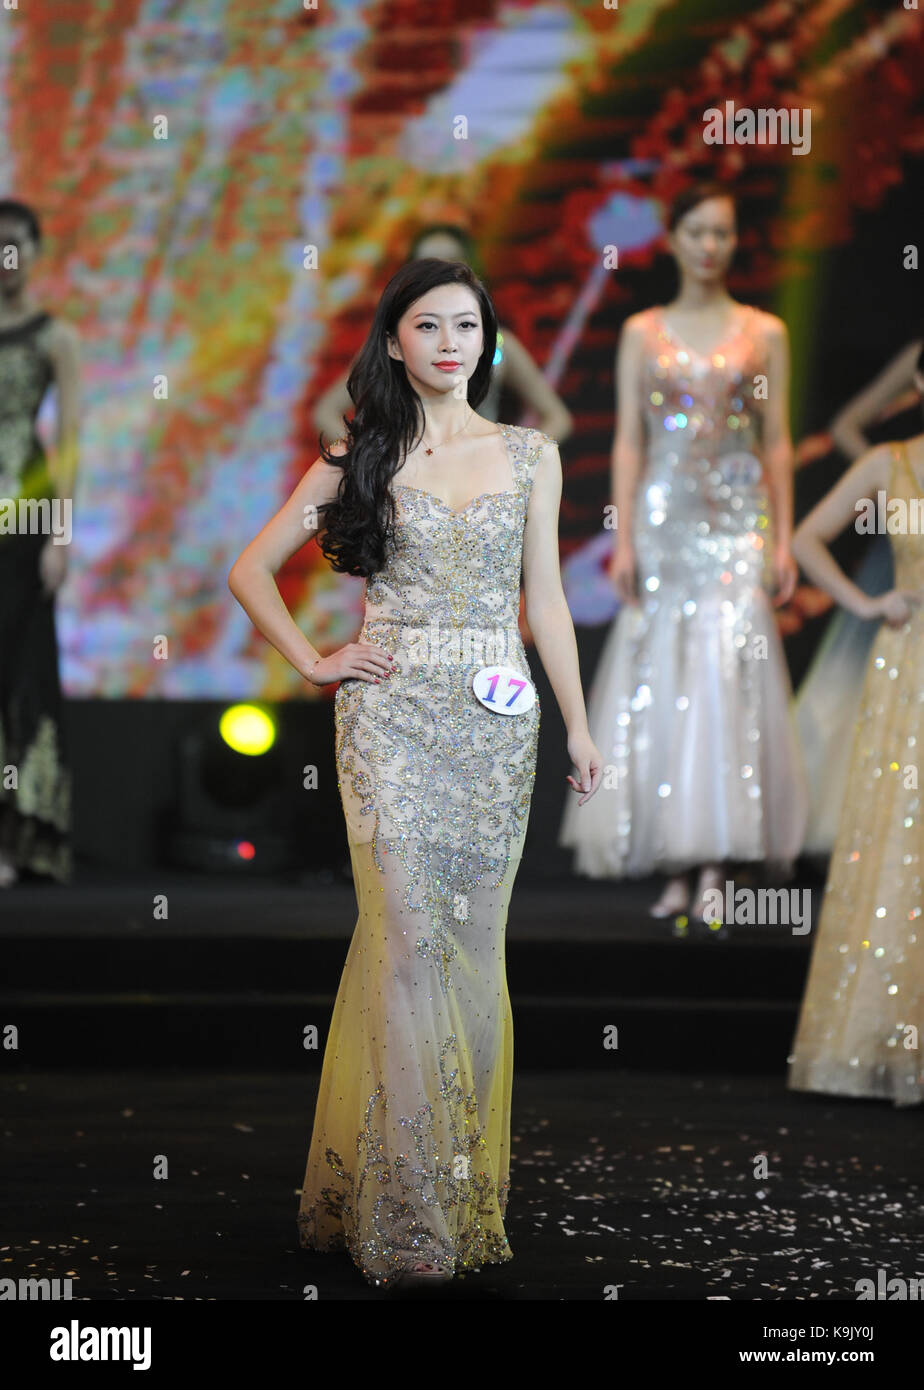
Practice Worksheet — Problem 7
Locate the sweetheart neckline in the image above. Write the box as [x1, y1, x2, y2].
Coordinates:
[393, 484, 519, 516]
[391, 421, 519, 515]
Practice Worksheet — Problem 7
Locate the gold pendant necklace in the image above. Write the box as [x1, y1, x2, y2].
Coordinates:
[423, 409, 474, 456]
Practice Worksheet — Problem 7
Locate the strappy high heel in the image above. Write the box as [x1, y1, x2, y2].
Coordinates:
[649, 873, 690, 918]
[691, 865, 727, 933]
[390, 1251, 454, 1289]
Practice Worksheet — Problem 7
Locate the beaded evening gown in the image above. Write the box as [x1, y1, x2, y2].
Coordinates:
[787, 442, 923, 1108]
[559, 304, 807, 877]
[0, 311, 71, 882]
[297, 422, 547, 1286]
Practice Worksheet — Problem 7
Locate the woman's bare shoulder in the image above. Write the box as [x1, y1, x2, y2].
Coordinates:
[622, 308, 654, 337]
[748, 306, 786, 342]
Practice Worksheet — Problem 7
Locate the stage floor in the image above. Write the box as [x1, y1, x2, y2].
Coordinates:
[1, 1066, 920, 1302]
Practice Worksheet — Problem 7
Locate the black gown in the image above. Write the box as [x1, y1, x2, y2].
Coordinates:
[0, 311, 71, 881]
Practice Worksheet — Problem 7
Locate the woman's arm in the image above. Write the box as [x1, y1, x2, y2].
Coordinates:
[792, 442, 902, 620]
[500, 328, 574, 443]
[609, 314, 645, 604]
[228, 443, 393, 686]
[312, 371, 354, 446]
[761, 314, 798, 604]
[38, 320, 81, 594]
[829, 339, 922, 460]
[46, 319, 81, 504]
[522, 438, 601, 801]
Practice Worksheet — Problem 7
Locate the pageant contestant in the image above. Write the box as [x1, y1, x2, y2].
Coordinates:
[787, 347, 924, 1108]
[795, 332, 923, 856]
[560, 183, 807, 925]
[0, 198, 80, 887]
[229, 258, 601, 1287]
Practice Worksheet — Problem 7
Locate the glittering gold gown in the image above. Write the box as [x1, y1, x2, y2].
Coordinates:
[297, 423, 547, 1285]
[787, 441, 923, 1108]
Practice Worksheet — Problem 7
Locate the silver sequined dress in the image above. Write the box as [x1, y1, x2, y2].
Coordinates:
[297, 422, 547, 1285]
[560, 304, 807, 877]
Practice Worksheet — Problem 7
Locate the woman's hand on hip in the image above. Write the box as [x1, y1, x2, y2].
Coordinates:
[308, 642, 396, 686]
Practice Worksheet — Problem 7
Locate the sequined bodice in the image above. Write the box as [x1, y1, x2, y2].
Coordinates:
[643, 305, 766, 467]
[363, 421, 532, 636]
[340, 421, 544, 875]
[634, 305, 772, 591]
[0, 311, 54, 492]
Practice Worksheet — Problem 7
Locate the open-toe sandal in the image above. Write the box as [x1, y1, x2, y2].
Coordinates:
[390, 1252, 453, 1289]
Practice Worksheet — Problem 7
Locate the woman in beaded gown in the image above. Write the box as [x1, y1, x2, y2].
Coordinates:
[229, 257, 601, 1288]
[794, 334, 922, 856]
[560, 185, 807, 923]
[0, 199, 80, 886]
[786, 386, 924, 1107]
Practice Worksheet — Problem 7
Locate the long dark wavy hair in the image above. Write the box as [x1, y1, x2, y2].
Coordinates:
[317, 258, 498, 577]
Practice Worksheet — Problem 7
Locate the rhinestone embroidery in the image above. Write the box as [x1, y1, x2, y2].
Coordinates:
[297, 424, 549, 1284]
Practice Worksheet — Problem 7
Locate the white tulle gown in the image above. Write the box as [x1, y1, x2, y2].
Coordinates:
[560, 305, 808, 878]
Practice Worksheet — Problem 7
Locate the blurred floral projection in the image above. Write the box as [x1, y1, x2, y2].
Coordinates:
[1, 0, 921, 696]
